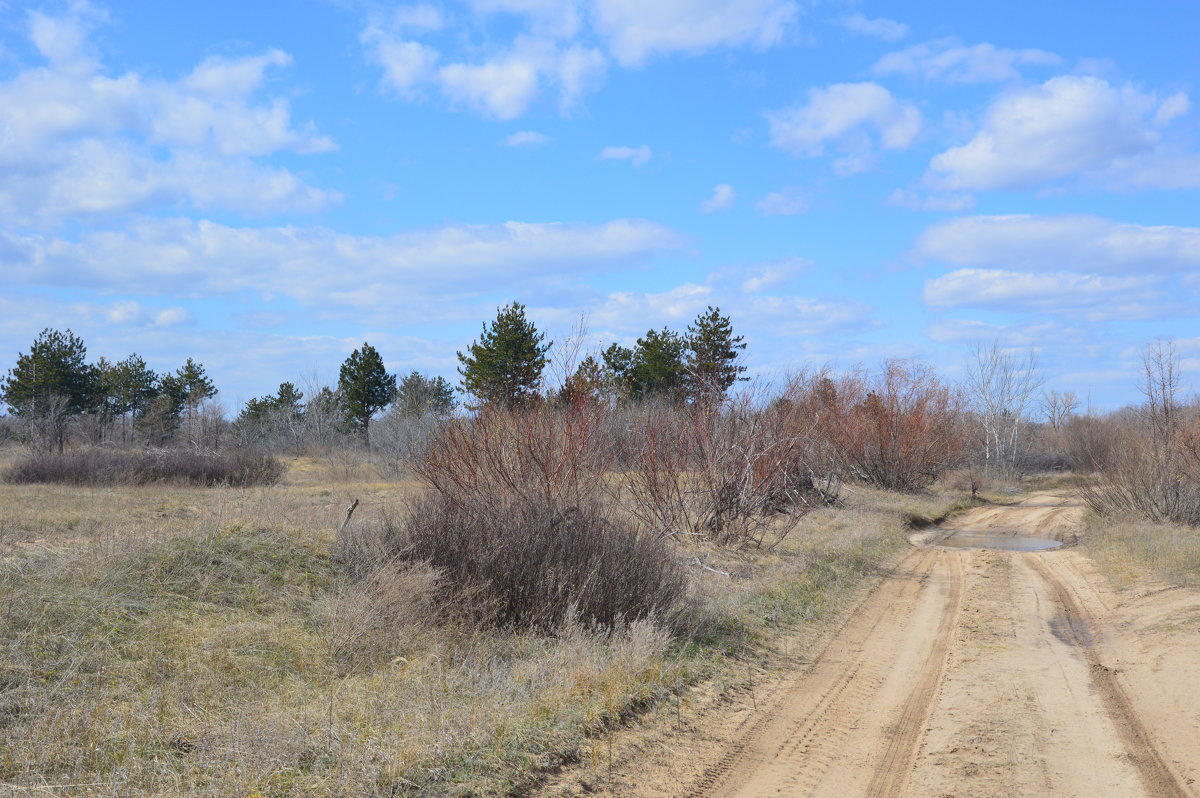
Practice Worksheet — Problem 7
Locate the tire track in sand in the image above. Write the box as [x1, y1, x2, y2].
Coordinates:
[687, 545, 962, 797]
[1025, 554, 1191, 798]
[864, 549, 963, 797]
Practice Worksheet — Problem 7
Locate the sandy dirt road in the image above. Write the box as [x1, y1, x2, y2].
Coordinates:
[567, 494, 1200, 797]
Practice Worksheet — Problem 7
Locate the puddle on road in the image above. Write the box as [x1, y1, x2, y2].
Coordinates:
[936, 532, 1064, 552]
[1049, 613, 1094, 646]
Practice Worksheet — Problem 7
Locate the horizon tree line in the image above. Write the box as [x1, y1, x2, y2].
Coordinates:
[0, 303, 751, 451]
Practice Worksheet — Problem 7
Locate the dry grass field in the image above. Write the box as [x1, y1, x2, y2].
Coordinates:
[0, 452, 975, 797]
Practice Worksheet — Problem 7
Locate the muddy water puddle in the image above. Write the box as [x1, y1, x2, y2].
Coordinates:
[936, 531, 1064, 552]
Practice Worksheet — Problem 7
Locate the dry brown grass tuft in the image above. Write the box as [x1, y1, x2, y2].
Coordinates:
[1085, 512, 1200, 589]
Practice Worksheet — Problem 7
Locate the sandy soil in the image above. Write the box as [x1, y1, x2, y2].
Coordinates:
[541, 493, 1200, 797]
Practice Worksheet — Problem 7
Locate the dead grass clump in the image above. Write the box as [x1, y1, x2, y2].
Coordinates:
[1086, 513, 1200, 588]
[3, 448, 284, 487]
[375, 495, 686, 630]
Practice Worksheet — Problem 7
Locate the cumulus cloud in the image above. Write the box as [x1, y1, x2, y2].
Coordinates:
[598, 144, 652, 166]
[913, 214, 1200, 274]
[98, 300, 195, 328]
[700, 183, 736, 212]
[466, 0, 582, 39]
[766, 82, 921, 173]
[873, 39, 1060, 84]
[1, 217, 685, 321]
[0, 5, 336, 225]
[925, 318, 1088, 347]
[362, 0, 797, 118]
[438, 54, 543, 119]
[362, 31, 440, 96]
[927, 76, 1199, 191]
[738, 258, 810, 292]
[840, 13, 909, 42]
[592, 0, 798, 67]
[587, 280, 873, 342]
[923, 268, 1166, 320]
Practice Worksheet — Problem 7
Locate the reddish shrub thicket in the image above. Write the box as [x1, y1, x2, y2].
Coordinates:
[782, 361, 969, 492]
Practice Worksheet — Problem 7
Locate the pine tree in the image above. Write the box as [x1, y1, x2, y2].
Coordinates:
[104, 353, 158, 443]
[395, 371, 455, 417]
[2, 328, 98, 417]
[633, 328, 687, 402]
[601, 329, 687, 402]
[601, 343, 636, 398]
[457, 302, 551, 407]
[338, 343, 396, 439]
[176, 358, 217, 411]
[684, 306, 747, 403]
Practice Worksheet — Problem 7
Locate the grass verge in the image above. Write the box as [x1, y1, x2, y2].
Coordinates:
[0, 467, 973, 796]
[1083, 510, 1200, 589]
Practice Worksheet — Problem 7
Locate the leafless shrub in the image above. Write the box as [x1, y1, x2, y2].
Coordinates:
[418, 400, 615, 511]
[1083, 341, 1200, 525]
[368, 409, 443, 479]
[1061, 414, 1120, 473]
[3, 448, 284, 487]
[622, 393, 832, 548]
[375, 495, 685, 629]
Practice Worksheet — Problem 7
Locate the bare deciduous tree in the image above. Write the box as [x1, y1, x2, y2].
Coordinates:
[1041, 389, 1079, 430]
[965, 342, 1043, 475]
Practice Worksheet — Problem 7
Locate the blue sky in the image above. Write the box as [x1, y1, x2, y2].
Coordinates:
[2, 0, 1198, 411]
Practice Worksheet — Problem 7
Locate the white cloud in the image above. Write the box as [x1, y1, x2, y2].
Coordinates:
[154, 307, 195, 327]
[766, 82, 921, 173]
[28, 1, 107, 73]
[96, 300, 195, 328]
[598, 144, 652, 166]
[467, 0, 582, 39]
[738, 258, 809, 292]
[927, 76, 1198, 191]
[556, 45, 607, 113]
[923, 268, 1165, 320]
[913, 214, 1200, 275]
[0, 5, 336, 225]
[873, 39, 1060, 84]
[386, 4, 446, 32]
[587, 281, 873, 342]
[1, 217, 685, 322]
[700, 183, 736, 213]
[925, 318, 1088, 347]
[592, 0, 798, 66]
[756, 187, 809, 215]
[361, 0, 797, 118]
[438, 54, 543, 119]
[840, 13, 908, 42]
[363, 31, 440, 96]
[505, 130, 551, 147]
